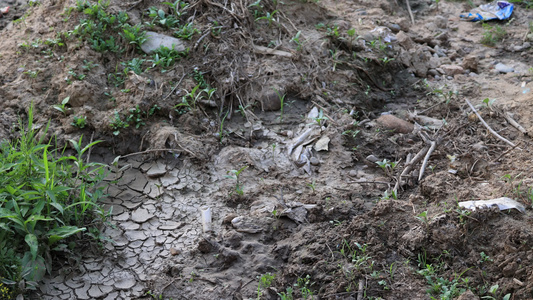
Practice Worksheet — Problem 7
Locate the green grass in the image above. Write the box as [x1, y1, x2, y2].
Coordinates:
[0, 104, 109, 295]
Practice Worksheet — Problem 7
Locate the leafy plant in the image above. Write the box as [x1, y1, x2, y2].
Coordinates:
[122, 58, 146, 75]
[291, 31, 304, 51]
[71, 115, 87, 129]
[257, 272, 275, 300]
[126, 105, 146, 128]
[52, 97, 71, 115]
[174, 84, 216, 115]
[109, 111, 129, 135]
[272, 88, 286, 121]
[311, 109, 328, 128]
[0, 104, 108, 293]
[174, 22, 199, 40]
[120, 24, 147, 50]
[150, 45, 188, 69]
[255, 10, 278, 27]
[226, 166, 248, 196]
[146, 6, 179, 29]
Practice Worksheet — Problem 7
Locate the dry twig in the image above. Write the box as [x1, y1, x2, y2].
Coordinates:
[464, 98, 516, 147]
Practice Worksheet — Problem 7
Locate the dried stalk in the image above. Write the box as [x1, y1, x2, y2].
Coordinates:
[393, 145, 430, 192]
[503, 112, 528, 135]
[418, 139, 436, 181]
[464, 99, 516, 147]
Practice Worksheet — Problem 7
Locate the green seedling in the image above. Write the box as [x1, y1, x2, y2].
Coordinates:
[226, 166, 248, 196]
[291, 31, 304, 51]
[257, 272, 275, 300]
[278, 287, 294, 300]
[23, 70, 40, 79]
[122, 58, 146, 75]
[174, 22, 199, 40]
[307, 180, 316, 193]
[146, 6, 179, 29]
[126, 105, 145, 128]
[82, 60, 99, 71]
[296, 275, 315, 298]
[109, 111, 129, 135]
[342, 129, 360, 138]
[53, 97, 71, 115]
[311, 109, 328, 128]
[415, 211, 429, 225]
[120, 24, 147, 50]
[71, 115, 87, 129]
[482, 97, 496, 109]
[380, 57, 394, 66]
[481, 284, 511, 300]
[175, 84, 216, 115]
[255, 10, 278, 27]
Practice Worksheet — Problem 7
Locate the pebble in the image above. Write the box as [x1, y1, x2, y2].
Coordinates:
[495, 63, 514, 73]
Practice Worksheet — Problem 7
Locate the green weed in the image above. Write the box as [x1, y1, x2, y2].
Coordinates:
[481, 23, 506, 47]
[226, 166, 248, 196]
[71, 116, 87, 129]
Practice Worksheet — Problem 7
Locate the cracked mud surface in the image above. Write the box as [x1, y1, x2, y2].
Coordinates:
[2, 0, 533, 299]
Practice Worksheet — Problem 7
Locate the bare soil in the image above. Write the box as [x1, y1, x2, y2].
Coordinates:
[2, 0, 533, 299]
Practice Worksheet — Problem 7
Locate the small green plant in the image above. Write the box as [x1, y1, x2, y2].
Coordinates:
[481, 23, 506, 47]
[23, 70, 40, 79]
[174, 22, 199, 40]
[150, 45, 188, 69]
[146, 6, 180, 29]
[120, 24, 147, 50]
[342, 129, 360, 138]
[257, 272, 275, 300]
[380, 57, 394, 66]
[255, 10, 278, 27]
[82, 60, 99, 71]
[296, 275, 314, 298]
[291, 31, 304, 51]
[375, 159, 398, 176]
[479, 252, 493, 264]
[307, 180, 316, 193]
[482, 97, 496, 109]
[71, 115, 87, 129]
[126, 105, 145, 128]
[481, 284, 511, 300]
[226, 166, 248, 196]
[122, 58, 146, 75]
[416, 211, 429, 225]
[278, 286, 294, 300]
[52, 97, 71, 115]
[175, 84, 216, 115]
[109, 111, 129, 135]
[326, 24, 339, 37]
[311, 109, 328, 128]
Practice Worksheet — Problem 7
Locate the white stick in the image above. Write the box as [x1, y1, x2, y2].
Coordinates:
[201, 207, 213, 233]
[418, 140, 436, 181]
[465, 99, 516, 147]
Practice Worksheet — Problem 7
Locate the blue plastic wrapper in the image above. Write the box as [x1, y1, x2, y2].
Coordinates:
[460, 1, 514, 21]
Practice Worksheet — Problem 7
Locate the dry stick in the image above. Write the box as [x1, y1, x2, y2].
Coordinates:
[393, 145, 430, 192]
[418, 139, 436, 181]
[464, 98, 516, 147]
[163, 73, 187, 101]
[406, 0, 415, 25]
[86, 131, 95, 164]
[493, 142, 521, 162]
[503, 111, 528, 135]
[357, 279, 364, 300]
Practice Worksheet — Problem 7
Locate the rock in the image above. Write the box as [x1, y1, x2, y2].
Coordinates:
[140, 31, 186, 54]
[461, 55, 478, 72]
[349, 170, 358, 177]
[376, 115, 414, 134]
[309, 156, 320, 165]
[261, 87, 284, 111]
[428, 69, 439, 76]
[440, 64, 464, 76]
[231, 216, 263, 233]
[197, 238, 213, 253]
[410, 48, 431, 77]
[314, 136, 330, 151]
[523, 42, 531, 49]
[366, 155, 379, 163]
[495, 63, 514, 73]
[170, 247, 180, 256]
[131, 208, 153, 223]
[396, 31, 415, 50]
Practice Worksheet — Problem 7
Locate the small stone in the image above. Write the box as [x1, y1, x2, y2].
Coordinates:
[495, 63, 514, 73]
[461, 55, 478, 72]
[376, 114, 414, 134]
[440, 64, 464, 76]
[140, 31, 187, 54]
[223, 213, 238, 225]
[523, 42, 531, 49]
[170, 247, 180, 256]
[309, 157, 320, 166]
[366, 155, 379, 163]
[349, 170, 358, 177]
[132, 208, 153, 223]
[396, 31, 414, 50]
[314, 136, 330, 151]
[433, 15, 448, 29]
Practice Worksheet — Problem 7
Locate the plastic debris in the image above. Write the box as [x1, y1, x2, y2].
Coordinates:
[201, 207, 212, 233]
[460, 1, 513, 22]
[370, 26, 397, 43]
[0, 7, 9, 16]
[458, 197, 525, 213]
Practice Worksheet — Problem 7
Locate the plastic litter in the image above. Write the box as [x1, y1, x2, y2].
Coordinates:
[458, 197, 525, 213]
[460, 1, 513, 22]
[0, 7, 9, 16]
[200, 207, 213, 233]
